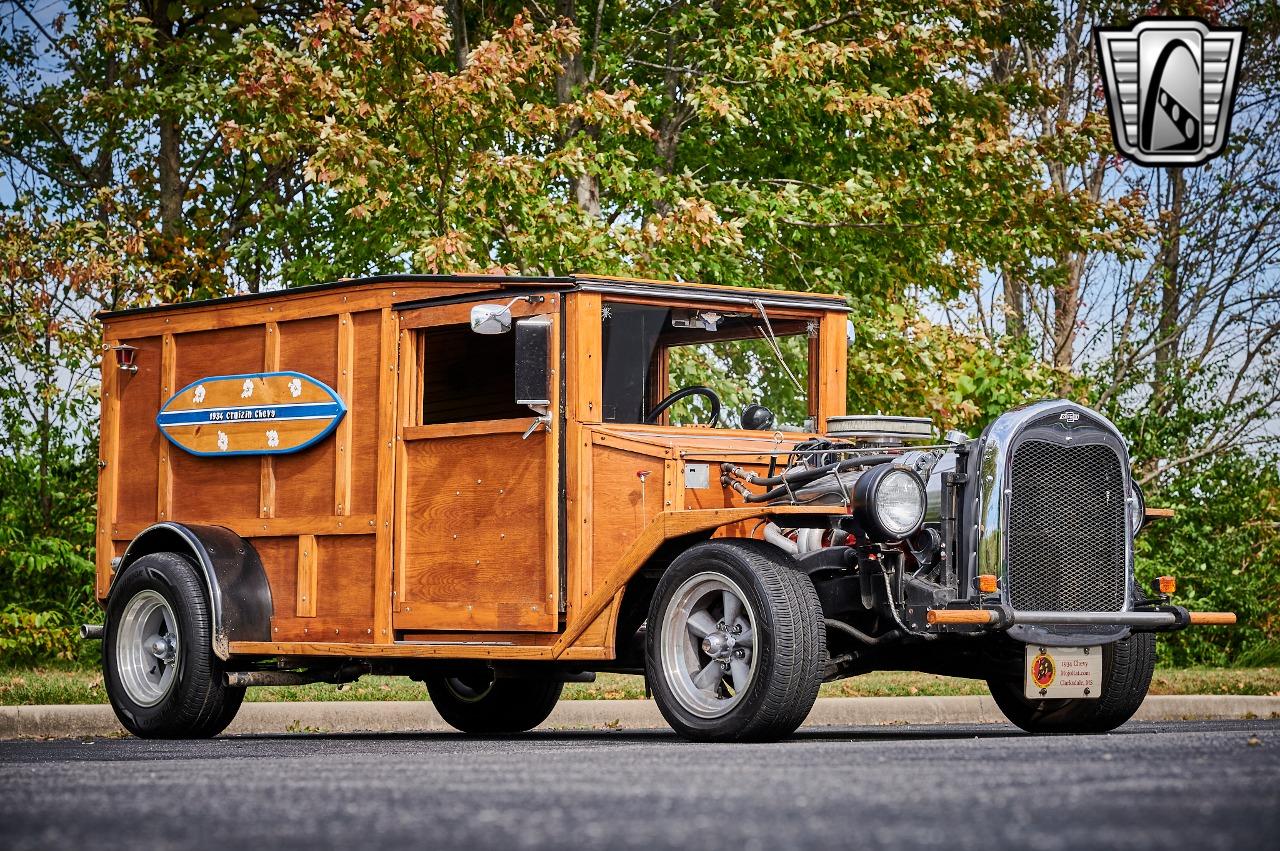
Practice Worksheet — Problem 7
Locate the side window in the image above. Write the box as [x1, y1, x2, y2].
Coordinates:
[420, 322, 525, 425]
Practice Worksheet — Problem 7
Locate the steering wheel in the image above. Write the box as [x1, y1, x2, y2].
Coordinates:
[644, 386, 722, 426]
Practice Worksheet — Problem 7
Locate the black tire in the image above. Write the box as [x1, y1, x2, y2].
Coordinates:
[103, 552, 245, 739]
[425, 670, 563, 734]
[645, 539, 825, 742]
[987, 632, 1156, 735]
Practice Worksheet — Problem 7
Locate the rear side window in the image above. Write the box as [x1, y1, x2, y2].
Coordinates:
[420, 323, 525, 425]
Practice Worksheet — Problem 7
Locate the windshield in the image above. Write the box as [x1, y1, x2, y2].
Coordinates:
[599, 301, 812, 429]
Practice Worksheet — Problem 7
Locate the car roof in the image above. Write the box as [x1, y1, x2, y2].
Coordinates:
[97, 273, 849, 320]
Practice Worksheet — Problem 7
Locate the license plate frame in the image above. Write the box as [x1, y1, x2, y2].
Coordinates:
[1024, 644, 1102, 699]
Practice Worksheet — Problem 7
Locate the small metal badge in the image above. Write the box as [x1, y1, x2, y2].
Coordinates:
[1096, 17, 1245, 167]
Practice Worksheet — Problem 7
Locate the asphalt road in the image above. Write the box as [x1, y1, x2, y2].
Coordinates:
[2, 720, 1277, 851]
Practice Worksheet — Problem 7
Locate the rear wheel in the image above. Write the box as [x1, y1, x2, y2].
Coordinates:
[425, 669, 563, 734]
[646, 539, 825, 742]
[987, 632, 1156, 734]
[103, 552, 245, 738]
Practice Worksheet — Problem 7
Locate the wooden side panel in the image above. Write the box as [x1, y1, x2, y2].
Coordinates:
[255, 533, 377, 641]
[315, 534, 376, 627]
[396, 430, 555, 631]
[272, 316, 338, 518]
[589, 445, 663, 598]
[169, 326, 265, 520]
[296, 534, 318, 617]
[252, 536, 297, 642]
[113, 335, 164, 527]
[818, 311, 848, 429]
[97, 343, 122, 599]
[260, 322, 280, 518]
[373, 309, 399, 642]
[348, 311, 382, 517]
[567, 292, 602, 423]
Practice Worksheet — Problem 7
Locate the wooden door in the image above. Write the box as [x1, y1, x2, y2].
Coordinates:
[393, 297, 561, 633]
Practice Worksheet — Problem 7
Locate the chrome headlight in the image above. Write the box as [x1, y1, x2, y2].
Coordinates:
[854, 465, 926, 541]
[1128, 480, 1146, 535]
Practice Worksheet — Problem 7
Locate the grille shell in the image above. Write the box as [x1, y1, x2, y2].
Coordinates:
[1005, 439, 1128, 612]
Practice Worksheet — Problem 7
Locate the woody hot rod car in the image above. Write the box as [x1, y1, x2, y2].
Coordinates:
[86, 274, 1233, 741]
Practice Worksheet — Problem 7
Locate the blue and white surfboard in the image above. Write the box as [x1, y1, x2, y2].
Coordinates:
[156, 371, 346, 457]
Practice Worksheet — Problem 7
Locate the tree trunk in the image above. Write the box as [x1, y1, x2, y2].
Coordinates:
[157, 114, 183, 236]
[1154, 167, 1185, 411]
[148, 2, 183, 238]
[445, 0, 469, 71]
[1003, 266, 1026, 337]
[1052, 252, 1084, 378]
[554, 0, 600, 219]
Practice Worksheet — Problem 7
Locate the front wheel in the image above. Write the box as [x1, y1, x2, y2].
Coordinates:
[645, 540, 825, 742]
[987, 632, 1156, 735]
[103, 552, 245, 738]
[425, 670, 563, 734]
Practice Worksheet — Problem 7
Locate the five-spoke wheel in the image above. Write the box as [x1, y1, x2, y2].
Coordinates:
[114, 590, 180, 707]
[659, 573, 758, 719]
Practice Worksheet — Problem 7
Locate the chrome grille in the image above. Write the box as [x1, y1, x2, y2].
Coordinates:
[1005, 440, 1127, 612]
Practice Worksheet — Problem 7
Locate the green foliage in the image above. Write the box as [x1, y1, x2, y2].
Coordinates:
[847, 296, 1063, 433]
[0, 446, 99, 666]
[669, 334, 811, 429]
[1134, 453, 1280, 667]
[0, 1, 1274, 670]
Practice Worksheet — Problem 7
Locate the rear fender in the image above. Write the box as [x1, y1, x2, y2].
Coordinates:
[112, 523, 273, 659]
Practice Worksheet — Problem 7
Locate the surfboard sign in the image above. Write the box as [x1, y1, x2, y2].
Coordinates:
[156, 371, 346, 457]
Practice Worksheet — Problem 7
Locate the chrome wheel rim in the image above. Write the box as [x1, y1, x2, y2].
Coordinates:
[659, 572, 758, 719]
[115, 590, 180, 707]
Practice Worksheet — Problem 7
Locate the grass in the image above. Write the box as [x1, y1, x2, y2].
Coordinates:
[2, 664, 1278, 706]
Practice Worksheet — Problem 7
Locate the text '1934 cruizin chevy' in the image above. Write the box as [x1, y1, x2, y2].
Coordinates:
[86, 274, 1235, 741]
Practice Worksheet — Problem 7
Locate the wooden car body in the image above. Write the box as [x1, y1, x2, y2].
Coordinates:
[96, 274, 850, 665]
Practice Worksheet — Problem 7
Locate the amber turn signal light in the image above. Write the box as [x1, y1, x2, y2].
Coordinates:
[1157, 575, 1176, 595]
[977, 574, 998, 594]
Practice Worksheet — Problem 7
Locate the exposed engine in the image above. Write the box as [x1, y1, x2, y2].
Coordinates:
[716, 405, 1149, 679]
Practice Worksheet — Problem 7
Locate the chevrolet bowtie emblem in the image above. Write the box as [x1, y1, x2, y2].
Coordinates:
[1095, 17, 1245, 167]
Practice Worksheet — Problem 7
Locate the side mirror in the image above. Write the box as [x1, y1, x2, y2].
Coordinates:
[514, 316, 552, 407]
[471, 303, 513, 335]
[846, 319, 857, 346]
